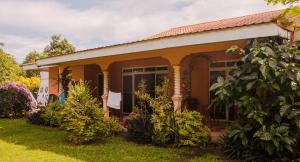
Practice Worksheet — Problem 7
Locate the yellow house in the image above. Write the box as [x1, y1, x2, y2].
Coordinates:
[23, 10, 299, 126]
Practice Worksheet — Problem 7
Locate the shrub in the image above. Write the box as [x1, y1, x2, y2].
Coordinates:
[0, 83, 37, 118]
[27, 108, 45, 125]
[124, 112, 152, 143]
[124, 80, 153, 143]
[176, 110, 210, 146]
[106, 117, 122, 135]
[42, 102, 64, 127]
[135, 79, 210, 146]
[210, 39, 300, 161]
[61, 81, 120, 144]
[16, 76, 40, 97]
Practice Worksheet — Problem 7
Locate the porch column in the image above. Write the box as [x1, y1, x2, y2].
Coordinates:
[102, 70, 110, 119]
[172, 65, 183, 113]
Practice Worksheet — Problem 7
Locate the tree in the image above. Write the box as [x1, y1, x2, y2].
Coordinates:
[265, 0, 300, 30]
[211, 39, 300, 161]
[0, 49, 23, 83]
[23, 50, 46, 77]
[43, 35, 75, 57]
[23, 50, 42, 64]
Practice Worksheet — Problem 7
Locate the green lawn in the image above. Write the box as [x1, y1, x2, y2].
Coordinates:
[0, 119, 220, 162]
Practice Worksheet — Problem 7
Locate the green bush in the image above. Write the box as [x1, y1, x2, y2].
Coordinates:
[124, 112, 152, 143]
[210, 39, 300, 161]
[61, 81, 120, 144]
[42, 102, 64, 127]
[27, 108, 45, 125]
[135, 79, 210, 146]
[176, 110, 210, 146]
[106, 117, 122, 135]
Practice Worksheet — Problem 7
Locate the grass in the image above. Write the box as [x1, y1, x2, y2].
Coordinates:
[0, 119, 220, 162]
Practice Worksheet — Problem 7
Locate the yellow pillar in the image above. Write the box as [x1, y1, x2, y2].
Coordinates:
[102, 70, 110, 118]
[172, 65, 183, 112]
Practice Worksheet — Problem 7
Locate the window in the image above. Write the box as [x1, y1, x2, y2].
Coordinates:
[209, 60, 241, 121]
[122, 66, 168, 113]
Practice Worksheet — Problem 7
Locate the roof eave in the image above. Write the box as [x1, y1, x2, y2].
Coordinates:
[37, 23, 290, 66]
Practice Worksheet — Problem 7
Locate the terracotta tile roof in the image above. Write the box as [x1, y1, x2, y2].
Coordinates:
[147, 10, 282, 40]
[36, 10, 283, 61]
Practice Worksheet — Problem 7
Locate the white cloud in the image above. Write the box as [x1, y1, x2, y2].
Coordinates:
[0, 0, 284, 63]
[0, 34, 48, 62]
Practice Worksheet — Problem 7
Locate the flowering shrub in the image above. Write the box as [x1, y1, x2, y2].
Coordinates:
[0, 83, 37, 118]
[16, 76, 40, 97]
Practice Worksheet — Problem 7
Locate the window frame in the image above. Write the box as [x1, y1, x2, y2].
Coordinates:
[209, 59, 241, 121]
[122, 65, 169, 114]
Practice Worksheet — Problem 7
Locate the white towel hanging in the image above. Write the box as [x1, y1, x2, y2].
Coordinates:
[107, 91, 122, 109]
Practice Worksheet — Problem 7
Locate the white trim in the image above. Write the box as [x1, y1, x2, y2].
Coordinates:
[22, 64, 57, 71]
[37, 23, 290, 66]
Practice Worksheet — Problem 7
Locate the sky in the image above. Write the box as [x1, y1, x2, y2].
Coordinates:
[0, 0, 284, 63]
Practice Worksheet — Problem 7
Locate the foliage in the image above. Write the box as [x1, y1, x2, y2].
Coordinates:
[0, 83, 37, 118]
[43, 35, 75, 57]
[176, 110, 210, 146]
[265, 0, 300, 30]
[124, 80, 153, 143]
[60, 67, 72, 97]
[26, 108, 45, 125]
[265, 0, 299, 5]
[23, 50, 43, 64]
[124, 112, 152, 143]
[210, 39, 300, 161]
[16, 76, 40, 96]
[0, 49, 23, 84]
[23, 50, 46, 77]
[42, 102, 64, 127]
[134, 79, 210, 146]
[61, 81, 120, 144]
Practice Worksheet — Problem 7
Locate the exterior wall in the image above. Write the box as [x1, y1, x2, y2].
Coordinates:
[84, 64, 102, 98]
[49, 67, 59, 96]
[71, 65, 84, 81]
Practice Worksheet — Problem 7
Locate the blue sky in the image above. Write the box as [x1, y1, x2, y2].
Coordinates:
[0, 0, 284, 63]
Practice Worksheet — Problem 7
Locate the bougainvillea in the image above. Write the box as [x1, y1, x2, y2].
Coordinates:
[0, 83, 37, 118]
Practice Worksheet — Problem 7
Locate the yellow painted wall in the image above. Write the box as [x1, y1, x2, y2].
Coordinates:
[49, 67, 59, 96]
[71, 65, 84, 81]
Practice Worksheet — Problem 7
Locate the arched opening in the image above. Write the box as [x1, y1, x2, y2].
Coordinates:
[180, 51, 241, 127]
[84, 64, 103, 100]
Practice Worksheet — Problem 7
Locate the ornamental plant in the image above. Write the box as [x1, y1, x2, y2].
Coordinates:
[0, 83, 37, 118]
[210, 39, 300, 161]
[61, 81, 121, 144]
[133, 79, 210, 146]
[16, 76, 40, 97]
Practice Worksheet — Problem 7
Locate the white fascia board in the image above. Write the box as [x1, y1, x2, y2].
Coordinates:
[37, 23, 290, 66]
[22, 64, 38, 70]
[22, 63, 57, 71]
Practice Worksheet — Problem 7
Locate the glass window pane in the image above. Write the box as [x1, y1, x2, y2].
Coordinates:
[123, 93, 132, 113]
[144, 67, 155, 72]
[133, 68, 143, 72]
[123, 69, 132, 73]
[210, 62, 225, 68]
[156, 66, 168, 71]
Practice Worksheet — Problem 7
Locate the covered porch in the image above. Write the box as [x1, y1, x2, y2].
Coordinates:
[45, 40, 246, 125]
